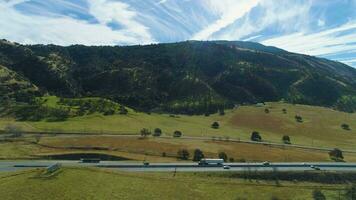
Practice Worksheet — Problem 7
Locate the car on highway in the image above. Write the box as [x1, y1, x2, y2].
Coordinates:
[262, 161, 270, 166]
[310, 165, 321, 170]
[223, 165, 231, 169]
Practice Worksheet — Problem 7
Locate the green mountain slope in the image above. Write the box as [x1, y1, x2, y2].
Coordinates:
[1, 39, 356, 114]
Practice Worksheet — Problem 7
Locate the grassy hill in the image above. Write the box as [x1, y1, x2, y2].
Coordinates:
[0, 168, 347, 200]
[1, 102, 355, 151]
[1, 39, 356, 114]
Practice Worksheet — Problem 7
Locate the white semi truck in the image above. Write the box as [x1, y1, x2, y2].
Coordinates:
[198, 159, 224, 166]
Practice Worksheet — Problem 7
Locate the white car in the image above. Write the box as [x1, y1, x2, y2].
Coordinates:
[262, 161, 270, 166]
[223, 165, 231, 169]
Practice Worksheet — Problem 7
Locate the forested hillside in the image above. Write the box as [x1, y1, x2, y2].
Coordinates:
[1, 39, 356, 115]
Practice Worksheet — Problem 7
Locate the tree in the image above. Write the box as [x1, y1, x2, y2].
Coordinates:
[282, 135, 291, 144]
[211, 122, 220, 129]
[119, 105, 128, 115]
[173, 130, 182, 138]
[177, 149, 189, 160]
[282, 108, 287, 114]
[341, 123, 351, 131]
[153, 128, 162, 137]
[140, 128, 151, 137]
[264, 108, 270, 114]
[218, 152, 228, 162]
[193, 149, 204, 161]
[251, 131, 262, 142]
[329, 148, 344, 161]
[295, 115, 303, 123]
[312, 189, 326, 200]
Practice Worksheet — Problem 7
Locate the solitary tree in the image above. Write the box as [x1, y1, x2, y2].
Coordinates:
[177, 149, 190, 160]
[251, 131, 262, 142]
[218, 152, 228, 162]
[193, 149, 205, 161]
[329, 148, 344, 161]
[265, 108, 270, 114]
[282, 135, 291, 144]
[140, 128, 151, 137]
[173, 130, 182, 138]
[341, 123, 351, 131]
[295, 115, 303, 123]
[153, 128, 162, 137]
[211, 122, 220, 129]
[282, 108, 287, 114]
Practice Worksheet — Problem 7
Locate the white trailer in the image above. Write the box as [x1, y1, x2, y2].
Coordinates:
[198, 159, 224, 166]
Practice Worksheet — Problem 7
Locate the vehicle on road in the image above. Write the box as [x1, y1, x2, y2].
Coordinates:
[262, 161, 270, 166]
[223, 165, 231, 169]
[310, 165, 321, 170]
[199, 159, 224, 166]
[80, 158, 101, 163]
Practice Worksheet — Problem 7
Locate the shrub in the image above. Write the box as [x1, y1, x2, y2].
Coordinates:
[119, 105, 128, 115]
[177, 149, 189, 160]
[341, 123, 351, 131]
[251, 131, 262, 142]
[229, 158, 235, 162]
[211, 122, 220, 129]
[282, 135, 291, 144]
[193, 149, 204, 161]
[282, 108, 287, 114]
[329, 148, 344, 161]
[173, 130, 182, 138]
[218, 152, 228, 162]
[140, 128, 151, 137]
[295, 115, 303, 123]
[153, 128, 162, 137]
[264, 108, 270, 114]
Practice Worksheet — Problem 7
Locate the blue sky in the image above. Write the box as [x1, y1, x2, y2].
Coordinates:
[1, 0, 356, 67]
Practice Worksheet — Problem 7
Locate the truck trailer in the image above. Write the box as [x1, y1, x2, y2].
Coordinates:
[198, 159, 224, 166]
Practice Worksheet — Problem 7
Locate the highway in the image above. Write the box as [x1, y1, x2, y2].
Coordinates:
[2, 160, 356, 172]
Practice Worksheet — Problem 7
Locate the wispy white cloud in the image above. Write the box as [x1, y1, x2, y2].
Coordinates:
[262, 21, 356, 56]
[192, 0, 260, 40]
[0, 0, 155, 45]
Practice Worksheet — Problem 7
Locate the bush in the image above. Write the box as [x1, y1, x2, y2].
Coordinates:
[295, 115, 303, 123]
[193, 149, 205, 161]
[218, 152, 228, 162]
[173, 130, 182, 138]
[177, 149, 189, 160]
[264, 108, 270, 114]
[140, 128, 151, 137]
[341, 123, 351, 131]
[282, 108, 287, 114]
[282, 135, 291, 144]
[251, 131, 262, 142]
[329, 148, 344, 161]
[153, 128, 162, 137]
[312, 189, 326, 200]
[211, 122, 220, 129]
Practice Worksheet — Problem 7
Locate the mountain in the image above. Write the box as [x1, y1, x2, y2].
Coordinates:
[1, 39, 356, 114]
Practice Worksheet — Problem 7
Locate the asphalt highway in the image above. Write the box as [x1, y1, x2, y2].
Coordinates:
[2, 160, 356, 172]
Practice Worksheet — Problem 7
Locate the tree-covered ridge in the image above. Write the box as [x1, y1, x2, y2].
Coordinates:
[1, 39, 356, 115]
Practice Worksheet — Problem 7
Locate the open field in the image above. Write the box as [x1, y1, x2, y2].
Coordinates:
[2, 135, 356, 162]
[0, 167, 348, 200]
[1, 102, 356, 150]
